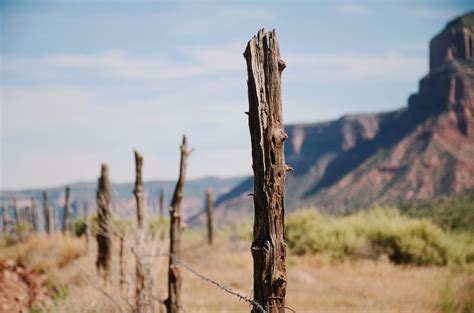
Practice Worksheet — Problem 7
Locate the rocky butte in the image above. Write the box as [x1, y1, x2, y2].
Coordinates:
[217, 11, 474, 214]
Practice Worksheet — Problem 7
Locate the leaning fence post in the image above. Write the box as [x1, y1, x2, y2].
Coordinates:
[244, 28, 289, 313]
[165, 135, 190, 313]
[96, 164, 112, 282]
[205, 190, 214, 246]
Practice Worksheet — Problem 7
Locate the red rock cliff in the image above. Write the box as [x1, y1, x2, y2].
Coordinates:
[410, 12, 474, 135]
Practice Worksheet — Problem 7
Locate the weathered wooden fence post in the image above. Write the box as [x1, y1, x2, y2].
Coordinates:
[244, 28, 289, 313]
[96, 164, 112, 282]
[13, 197, 19, 228]
[119, 233, 126, 294]
[159, 188, 165, 240]
[2, 202, 8, 235]
[83, 202, 90, 253]
[63, 187, 71, 234]
[133, 150, 154, 313]
[31, 197, 39, 233]
[205, 190, 214, 246]
[25, 205, 32, 232]
[159, 188, 165, 221]
[165, 135, 190, 313]
[134, 150, 145, 229]
[43, 192, 52, 235]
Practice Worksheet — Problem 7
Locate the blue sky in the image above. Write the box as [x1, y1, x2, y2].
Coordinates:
[1, 0, 472, 189]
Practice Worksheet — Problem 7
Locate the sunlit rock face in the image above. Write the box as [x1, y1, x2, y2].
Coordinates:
[430, 12, 474, 71]
[409, 12, 474, 135]
[217, 12, 474, 216]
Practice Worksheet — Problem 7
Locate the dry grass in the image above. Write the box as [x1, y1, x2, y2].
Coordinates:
[0, 233, 84, 272]
[1, 231, 472, 313]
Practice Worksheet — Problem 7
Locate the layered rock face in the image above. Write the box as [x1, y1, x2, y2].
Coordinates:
[217, 12, 474, 215]
[410, 12, 474, 135]
[429, 13, 474, 71]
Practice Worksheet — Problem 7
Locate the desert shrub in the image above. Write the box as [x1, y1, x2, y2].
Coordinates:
[4, 234, 17, 246]
[17, 234, 84, 270]
[51, 285, 70, 303]
[72, 218, 87, 237]
[13, 222, 31, 241]
[112, 217, 132, 235]
[286, 210, 366, 260]
[222, 217, 253, 241]
[89, 214, 99, 236]
[399, 190, 474, 233]
[286, 206, 473, 266]
[148, 216, 169, 236]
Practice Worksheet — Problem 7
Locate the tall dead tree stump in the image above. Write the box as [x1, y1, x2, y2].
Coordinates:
[205, 190, 214, 246]
[165, 135, 190, 313]
[43, 192, 52, 235]
[96, 164, 112, 282]
[244, 28, 289, 313]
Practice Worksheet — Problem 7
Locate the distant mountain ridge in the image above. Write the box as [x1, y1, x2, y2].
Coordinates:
[217, 11, 474, 215]
[1, 176, 246, 222]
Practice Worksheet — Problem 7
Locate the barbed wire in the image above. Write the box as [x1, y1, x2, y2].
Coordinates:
[168, 254, 266, 313]
[45, 205, 296, 313]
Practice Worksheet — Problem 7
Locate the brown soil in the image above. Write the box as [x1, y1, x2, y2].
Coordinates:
[0, 260, 49, 313]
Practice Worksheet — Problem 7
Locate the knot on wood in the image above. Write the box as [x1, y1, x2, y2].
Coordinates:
[272, 273, 287, 289]
[278, 59, 287, 72]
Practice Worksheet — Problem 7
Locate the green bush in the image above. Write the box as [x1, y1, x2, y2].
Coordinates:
[286, 206, 473, 266]
[72, 218, 87, 237]
[399, 190, 474, 233]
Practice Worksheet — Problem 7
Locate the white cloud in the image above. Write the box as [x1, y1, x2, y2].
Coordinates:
[413, 7, 463, 20]
[2, 45, 244, 82]
[337, 3, 369, 15]
[1, 81, 251, 189]
[3, 47, 426, 86]
[286, 51, 426, 81]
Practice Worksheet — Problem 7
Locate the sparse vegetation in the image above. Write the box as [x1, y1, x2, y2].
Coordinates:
[286, 206, 474, 266]
[399, 190, 474, 233]
[439, 267, 474, 313]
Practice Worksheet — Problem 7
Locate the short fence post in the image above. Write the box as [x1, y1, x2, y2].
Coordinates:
[96, 164, 112, 282]
[165, 135, 190, 313]
[43, 192, 52, 235]
[206, 190, 214, 246]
